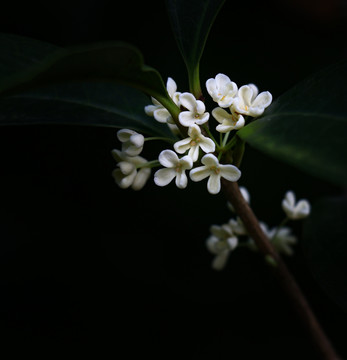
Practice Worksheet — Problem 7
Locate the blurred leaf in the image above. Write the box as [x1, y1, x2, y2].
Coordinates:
[0, 83, 175, 138]
[238, 60, 347, 186]
[165, 0, 225, 95]
[302, 196, 347, 313]
[0, 33, 61, 93]
[0, 33, 176, 112]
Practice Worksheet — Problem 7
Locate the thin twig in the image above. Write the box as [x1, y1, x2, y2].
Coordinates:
[221, 179, 341, 360]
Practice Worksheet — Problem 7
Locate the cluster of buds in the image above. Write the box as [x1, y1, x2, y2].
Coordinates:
[206, 189, 311, 270]
[111, 74, 272, 194]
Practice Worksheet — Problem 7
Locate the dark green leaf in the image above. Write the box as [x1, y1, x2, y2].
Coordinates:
[302, 196, 347, 313]
[165, 0, 225, 95]
[0, 83, 175, 138]
[238, 60, 347, 186]
[0, 33, 61, 93]
[0, 34, 178, 116]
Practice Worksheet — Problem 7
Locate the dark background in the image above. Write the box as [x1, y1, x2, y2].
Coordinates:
[0, 0, 346, 358]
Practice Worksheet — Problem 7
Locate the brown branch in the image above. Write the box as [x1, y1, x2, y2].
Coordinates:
[221, 179, 341, 360]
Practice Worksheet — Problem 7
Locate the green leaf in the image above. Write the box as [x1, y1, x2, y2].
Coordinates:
[0, 33, 61, 93]
[165, 0, 225, 97]
[0, 82, 175, 138]
[238, 60, 347, 186]
[0, 33, 179, 119]
[302, 196, 347, 313]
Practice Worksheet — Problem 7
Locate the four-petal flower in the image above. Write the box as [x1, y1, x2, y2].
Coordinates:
[111, 149, 151, 190]
[206, 73, 238, 108]
[154, 150, 193, 189]
[178, 92, 210, 127]
[281, 191, 311, 220]
[206, 223, 238, 270]
[212, 107, 245, 133]
[190, 154, 241, 194]
[232, 84, 272, 117]
[117, 129, 145, 156]
[174, 124, 215, 162]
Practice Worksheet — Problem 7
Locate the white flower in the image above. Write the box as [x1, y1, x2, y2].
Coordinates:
[206, 73, 238, 108]
[154, 150, 193, 189]
[111, 149, 151, 190]
[173, 124, 215, 162]
[178, 92, 210, 127]
[117, 129, 144, 156]
[232, 84, 272, 117]
[247, 222, 297, 256]
[190, 154, 241, 194]
[206, 223, 238, 270]
[229, 217, 247, 236]
[227, 186, 250, 212]
[144, 77, 181, 123]
[270, 226, 297, 256]
[212, 107, 245, 133]
[281, 191, 311, 220]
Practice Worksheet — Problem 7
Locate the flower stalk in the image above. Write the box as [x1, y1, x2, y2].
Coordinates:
[221, 179, 341, 360]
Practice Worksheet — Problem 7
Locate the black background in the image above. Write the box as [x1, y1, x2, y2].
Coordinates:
[0, 0, 346, 358]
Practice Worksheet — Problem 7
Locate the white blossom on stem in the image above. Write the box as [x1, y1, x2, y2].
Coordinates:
[117, 129, 144, 156]
[178, 92, 209, 127]
[174, 124, 215, 162]
[270, 226, 297, 256]
[190, 154, 241, 195]
[229, 217, 247, 236]
[154, 150, 193, 189]
[206, 223, 238, 270]
[247, 221, 297, 256]
[212, 107, 245, 133]
[144, 77, 181, 123]
[232, 84, 272, 117]
[111, 149, 151, 190]
[206, 73, 238, 108]
[282, 191, 311, 220]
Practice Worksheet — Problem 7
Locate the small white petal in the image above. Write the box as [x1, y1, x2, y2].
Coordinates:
[118, 161, 135, 175]
[201, 153, 219, 167]
[154, 168, 176, 186]
[158, 150, 179, 168]
[153, 108, 171, 123]
[112, 168, 136, 189]
[195, 112, 210, 125]
[212, 107, 231, 124]
[175, 171, 188, 189]
[252, 91, 272, 109]
[174, 137, 192, 154]
[199, 137, 215, 154]
[226, 236, 238, 250]
[207, 173, 221, 194]
[190, 166, 210, 182]
[188, 145, 200, 162]
[196, 100, 206, 114]
[220, 164, 241, 182]
[117, 129, 134, 142]
[212, 251, 230, 270]
[179, 111, 196, 127]
[294, 200, 311, 218]
[144, 104, 159, 116]
[132, 168, 151, 190]
[179, 92, 196, 112]
[166, 77, 177, 97]
[206, 78, 217, 97]
[206, 235, 220, 254]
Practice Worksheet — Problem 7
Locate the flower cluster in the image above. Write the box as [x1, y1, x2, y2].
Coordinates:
[111, 74, 272, 194]
[206, 188, 311, 270]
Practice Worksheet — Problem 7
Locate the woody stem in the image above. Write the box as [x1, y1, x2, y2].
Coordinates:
[221, 179, 341, 360]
